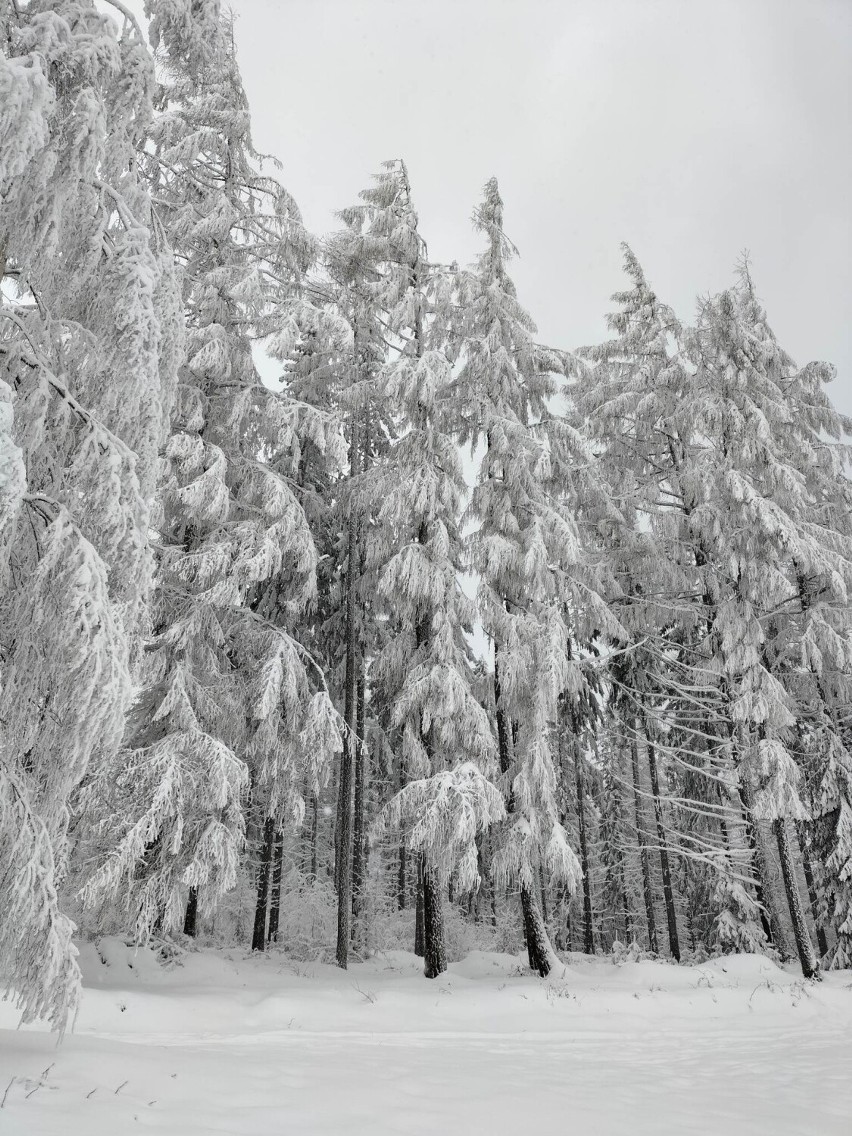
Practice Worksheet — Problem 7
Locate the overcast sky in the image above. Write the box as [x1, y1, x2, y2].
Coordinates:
[224, 0, 851, 415]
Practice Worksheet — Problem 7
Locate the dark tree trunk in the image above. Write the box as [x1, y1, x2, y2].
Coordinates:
[646, 735, 680, 961]
[521, 882, 553, 976]
[397, 757, 407, 910]
[573, 742, 595, 955]
[538, 864, 549, 926]
[798, 826, 828, 958]
[299, 774, 310, 878]
[252, 817, 275, 952]
[335, 416, 361, 970]
[410, 518, 448, 973]
[495, 646, 560, 972]
[630, 728, 658, 953]
[414, 857, 425, 957]
[309, 792, 319, 880]
[774, 818, 819, 979]
[493, 650, 514, 784]
[422, 859, 446, 978]
[335, 697, 357, 967]
[183, 887, 198, 938]
[620, 857, 633, 944]
[267, 830, 284, 943]
[334, 760, 344, 894]
[351, 667, 367, 944]
[398, 840, 407, 911]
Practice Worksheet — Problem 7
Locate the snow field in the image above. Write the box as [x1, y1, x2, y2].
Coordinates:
[1, 943, 850, 1135]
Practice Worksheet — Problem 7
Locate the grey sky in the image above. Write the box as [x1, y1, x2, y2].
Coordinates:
[230, 0, 851, 415]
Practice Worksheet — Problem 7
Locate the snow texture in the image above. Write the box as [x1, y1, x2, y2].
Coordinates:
[1, 943, 850, 1135]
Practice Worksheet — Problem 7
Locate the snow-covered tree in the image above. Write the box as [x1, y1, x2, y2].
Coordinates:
[449, 179, 592, 975]
[0, 0, 180, 1027]
[573, 247, 781, 961]
[351, 162, 498, 977]
[79, 2, 341, 943]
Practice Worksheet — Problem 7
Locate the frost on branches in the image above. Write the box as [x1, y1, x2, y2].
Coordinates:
[0, 0, 177, 1028]
[80, 3, 341, 943]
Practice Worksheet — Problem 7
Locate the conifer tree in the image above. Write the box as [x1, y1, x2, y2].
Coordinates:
[0, 0, 179, 1026]
[80, 2, 341, 941]
[359, 162, 497, 976]
[451, 179, 590, 976]
[680, 274, 847, 977]
[574, 247, 774, 959]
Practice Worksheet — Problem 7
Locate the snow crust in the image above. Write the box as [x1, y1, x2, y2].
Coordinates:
[1, 943, 850, 1134]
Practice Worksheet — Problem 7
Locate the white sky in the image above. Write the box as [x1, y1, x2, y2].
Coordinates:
[226, 0, 851, 415]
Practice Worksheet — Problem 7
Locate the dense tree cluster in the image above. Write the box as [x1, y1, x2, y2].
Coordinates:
[1, 1, 849, 1030]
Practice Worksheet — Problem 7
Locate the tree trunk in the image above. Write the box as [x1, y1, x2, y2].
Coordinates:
[738, 777, 789, 955]
[298, 774, 310, 878]
[538, 864, 549, 926]
[573, 741, 595, 954]
[334, 759, 343, 893]
[521, 882, 553, 976]
[630, 727, 658, 953]
[414, 857, 425, 956]
[495, 647, 561, 971]
[422, 859, 446, 978]
[183, 887, 198, 938]
[397, 758, 407, 910]
[252, 817, 275, 952]
[267, 830, 284, 943]
[335, 414, 361, 970]
[798, 825, 828, 958]
[309, 792, 319, 880]
[774, 818, 819, 979]
[646, 735, 680, 961]
[398, 840, 407, 911]
[717, 776, 772, 945]
[351, 666, 367, 945]
[620, 857, 633, 944]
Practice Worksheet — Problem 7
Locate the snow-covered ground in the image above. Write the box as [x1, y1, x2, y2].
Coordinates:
[1, 942, 850, 1135]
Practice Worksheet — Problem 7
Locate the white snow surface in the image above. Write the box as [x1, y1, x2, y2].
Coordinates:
[1, 942, 850, 1135]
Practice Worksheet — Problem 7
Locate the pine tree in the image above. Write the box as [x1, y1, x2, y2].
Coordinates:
[79, 2, 341, 942]
[0, 0, 180, 1026]
[358, 162, 498, 976]
[573, 246, 777, 961]
[722, 277, 852, 969]
[451, 179, 590, 976]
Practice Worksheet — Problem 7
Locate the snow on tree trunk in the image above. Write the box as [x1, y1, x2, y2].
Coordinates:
[646, 736, 681, 961]
[773, 818, 820, 979]
[336, 415, 361, 969]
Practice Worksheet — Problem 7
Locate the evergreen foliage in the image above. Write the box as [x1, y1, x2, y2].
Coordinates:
[0, 2, 848, 1032]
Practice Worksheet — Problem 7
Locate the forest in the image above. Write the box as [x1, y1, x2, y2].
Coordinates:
[1, 0, 851, 1054]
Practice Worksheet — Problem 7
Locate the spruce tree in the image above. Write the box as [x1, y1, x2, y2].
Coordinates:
[80, 2, 341, 942]
[0, 0, 180, 1026]
[451, 179, 589, 975]
[363, 162, 497, 977]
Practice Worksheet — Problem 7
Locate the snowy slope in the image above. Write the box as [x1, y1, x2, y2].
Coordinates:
[1, 943, 850, 1135]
